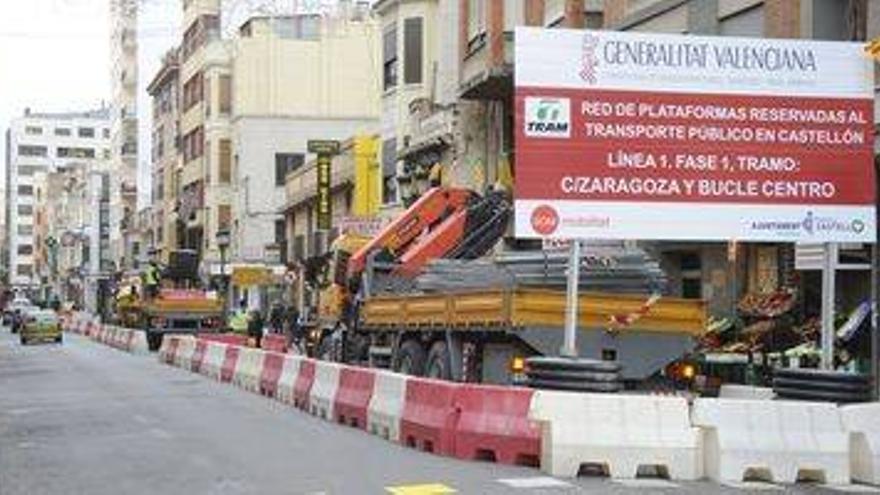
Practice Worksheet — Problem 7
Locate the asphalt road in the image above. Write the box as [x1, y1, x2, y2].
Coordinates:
[0, 328, 877, 495]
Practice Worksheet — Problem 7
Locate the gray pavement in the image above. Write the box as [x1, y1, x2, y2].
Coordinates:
[0, 327, 877, 495]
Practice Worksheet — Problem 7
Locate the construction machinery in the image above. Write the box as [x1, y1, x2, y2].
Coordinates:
[113, 250, 224, 350]
[303, 187, 706, 387]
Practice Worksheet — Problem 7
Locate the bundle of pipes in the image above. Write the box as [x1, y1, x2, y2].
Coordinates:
[415, 245, 667, 294]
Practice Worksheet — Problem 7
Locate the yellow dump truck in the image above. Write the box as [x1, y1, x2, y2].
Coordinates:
[352, 287, 705, 385]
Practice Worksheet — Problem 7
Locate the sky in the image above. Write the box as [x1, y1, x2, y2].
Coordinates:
[0, 0, 111, 185]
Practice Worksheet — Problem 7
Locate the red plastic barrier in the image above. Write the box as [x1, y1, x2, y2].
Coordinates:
[293, 359, 316, 410]
[400, 378, 459, 456]
[198, 333, 249, 346]
[259, 352, 285, 397]
[452, 384, 540, 466]
[220, 346, 241, 383]
[163, 337, 180, 365]
[261, 334, 288, 353]
[333, 366, 376, 429]
[191, 340, 208, 373]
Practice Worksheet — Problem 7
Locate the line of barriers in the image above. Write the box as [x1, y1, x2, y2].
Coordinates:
[62, 312, 149, 355]
[65, 312, 879, 486]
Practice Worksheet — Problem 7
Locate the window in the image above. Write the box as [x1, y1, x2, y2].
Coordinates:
[18, 145, 47, 157]
[680, 253, 702, 299]
[78, 127, 95, 138]
[18, 165, 40, 176]
[219, 139, 232, 183]
[17, 225, 33, 236]
[182, 126, 204, 162]
[275, 153, 304, 186]
[103, 148, 111, 160]
[17, 185, 33, 196]
[403, 18, 423, 84]
[103, 128, 110, 139]
[218, 204, 231, 230]
[382, 138, 398, 205]
[16, 265, 32, 276]
[468, 0, 487, 43]
[205, 76, 212, 116]
[25, 126, 42, 135]
[205, 139, 211, 184]
[383, 26, 398, 90]
[17, 205, 33, 216]
[57, 147, 95, 158]
[719, 5, 764, 38]
[219, 75, 232, 114]
[17, 245, 33, 256]
[54, 128, 71, 136]
[183, 72, 204, 111]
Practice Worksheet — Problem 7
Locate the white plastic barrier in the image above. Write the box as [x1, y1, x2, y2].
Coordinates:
[232, 346, 265, 392]
[528, 391, 702, 480]
[201, 342, 228, 380]
[172, 336, 197, 369]
[309, 361, 342, 420]
[366, 370, 408, 442]
[692, 398, 849, 484]
[158, 335, 177, 363]
[841, 402, 880, 485]
[130, 330, 149, 354]
[719, 385, 775, 400]
[276, 355, 303, 404]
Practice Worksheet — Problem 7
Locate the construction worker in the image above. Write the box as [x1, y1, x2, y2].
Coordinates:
[143, 261, 161, 300]
[229, 301, 249, 335]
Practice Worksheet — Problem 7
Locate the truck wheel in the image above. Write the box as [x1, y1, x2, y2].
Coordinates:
[426, 341, 452, 381]
[395, 339, 426, 376]
[147, 333, 162, 352]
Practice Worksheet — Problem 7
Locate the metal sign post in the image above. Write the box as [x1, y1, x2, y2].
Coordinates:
[820, 242, 838, 370]
[561, 240, 580, 357]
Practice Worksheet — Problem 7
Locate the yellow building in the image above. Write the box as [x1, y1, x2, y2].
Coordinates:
[229, 12, 380, 310]
[177, 0, 233, 273]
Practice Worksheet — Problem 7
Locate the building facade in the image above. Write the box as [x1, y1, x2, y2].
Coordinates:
[147, 48, 182, 264]
[229, 12, 380, 309]
[4, 108, 110, 290]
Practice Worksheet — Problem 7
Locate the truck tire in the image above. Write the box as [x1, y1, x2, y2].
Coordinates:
[395, 339, 426, 376]
[527, 378, 624, 393]
[526, 356, 622, 373]
[774, 368, 870, 384]
[147, 332, 162, 352]
[526, 368, 621, 383]
[773, 385, 870, 404]
[426, 341, 452, 380]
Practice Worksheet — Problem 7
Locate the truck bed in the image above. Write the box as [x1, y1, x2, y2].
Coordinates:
[361, 288, 705, 335]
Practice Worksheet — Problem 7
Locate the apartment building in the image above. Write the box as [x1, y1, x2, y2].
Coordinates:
[147, 48, 182, 264]
[177, 0, 232, 275]
[109, 0, 179, 271]
[229, 11, 379, 309]
[4, 108, 110, 289]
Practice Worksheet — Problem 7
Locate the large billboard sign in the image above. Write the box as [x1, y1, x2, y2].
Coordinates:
[514, 27, 875, 242]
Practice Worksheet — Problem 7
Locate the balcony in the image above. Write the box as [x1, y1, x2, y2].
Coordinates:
[460, 29, 514, 101]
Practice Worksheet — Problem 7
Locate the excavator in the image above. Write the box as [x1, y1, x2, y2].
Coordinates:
[303, 186, 511, 359]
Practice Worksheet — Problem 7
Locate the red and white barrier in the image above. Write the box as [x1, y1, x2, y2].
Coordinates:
[309, 361, 342, 420]
[259, 351, 286, 397]
[367, 370, 408, 442]
[200, 341, 228, 380]
[232, 346, 265, 393]
[293, 359, 317, 410]
[220, 345, 240, 383]
[334, 366, 376, 429]
[276, 355, 303, 404]
[453, 384, 540, 467]
[399, 378, 459, 456]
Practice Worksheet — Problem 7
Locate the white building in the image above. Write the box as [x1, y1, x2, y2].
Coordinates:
[4, 108, 111, 289]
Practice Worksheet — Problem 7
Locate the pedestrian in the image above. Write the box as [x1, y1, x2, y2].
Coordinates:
[247, 309, 264, 348]
[269, 303, 283, 334]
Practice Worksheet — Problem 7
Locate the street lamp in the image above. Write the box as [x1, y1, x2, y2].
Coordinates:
[216, 229, 231, 322]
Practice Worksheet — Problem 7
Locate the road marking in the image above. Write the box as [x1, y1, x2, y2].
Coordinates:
[496, 477, 573, 489]
[611, 479, 680, 489]
[385, 483, 457, 495]
[721, 481, 783, 491]
[826, 485, 880, 493]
